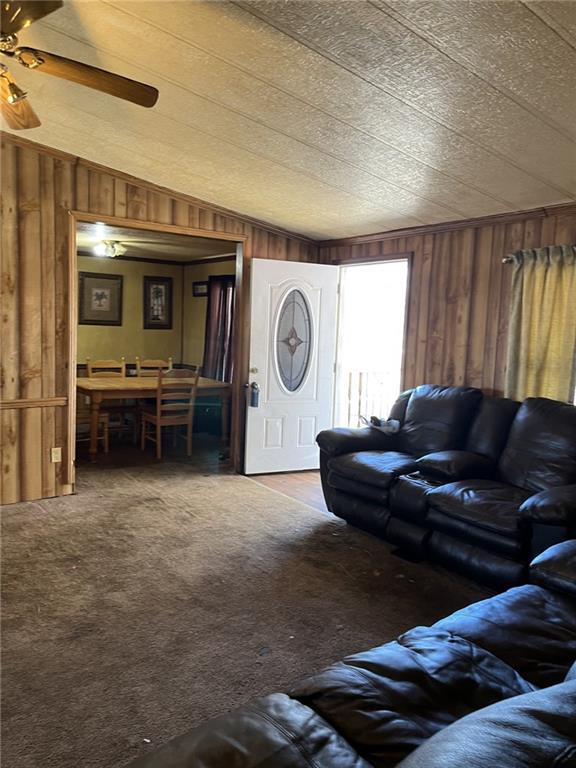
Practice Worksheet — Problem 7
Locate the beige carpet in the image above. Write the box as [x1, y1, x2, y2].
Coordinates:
[2, 464, 487, 768]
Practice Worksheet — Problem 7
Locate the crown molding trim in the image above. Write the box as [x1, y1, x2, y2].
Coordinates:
[319, 202, 576, 247]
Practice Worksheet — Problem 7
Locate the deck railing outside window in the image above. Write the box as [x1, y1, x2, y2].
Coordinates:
[337, 368, 401, 428]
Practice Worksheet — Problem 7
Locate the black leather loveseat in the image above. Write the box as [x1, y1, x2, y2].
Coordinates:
[317, 384, 576, 588]
[128, 541, 576, 768]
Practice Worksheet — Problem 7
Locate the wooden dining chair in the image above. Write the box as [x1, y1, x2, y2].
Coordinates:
[86, 357, 126, 377]
[140, 368, 200, 460]
[85, 356, 137, 441]
[135, 356, 173, 376]
[76, 399, 110, 453]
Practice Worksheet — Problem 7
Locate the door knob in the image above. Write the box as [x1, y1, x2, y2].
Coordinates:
[247, 381, 260, 407]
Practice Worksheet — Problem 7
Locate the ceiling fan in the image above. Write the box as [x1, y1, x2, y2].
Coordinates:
[0, 0, 158, 130]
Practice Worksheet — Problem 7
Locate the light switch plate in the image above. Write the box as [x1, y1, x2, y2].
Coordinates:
[51, 447, 62, 463]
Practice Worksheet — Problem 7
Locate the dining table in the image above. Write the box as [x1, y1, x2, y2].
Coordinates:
[76, 375, 231, 461]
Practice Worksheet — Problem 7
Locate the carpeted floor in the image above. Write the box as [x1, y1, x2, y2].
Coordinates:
[2, 464, 488, 768]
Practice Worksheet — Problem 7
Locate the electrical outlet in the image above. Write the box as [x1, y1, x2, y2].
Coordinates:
[51, 447, 62, 463]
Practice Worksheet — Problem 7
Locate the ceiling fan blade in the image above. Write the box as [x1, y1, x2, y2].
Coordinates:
[1, 1, 62, 37]
[15, 47, 159, 107]
[0, 69, 40, 129]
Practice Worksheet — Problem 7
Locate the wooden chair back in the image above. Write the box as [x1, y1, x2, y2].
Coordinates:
[86, 357, 126, 377]
[136, 356, 173, 377]
[156, 368, 200, 422]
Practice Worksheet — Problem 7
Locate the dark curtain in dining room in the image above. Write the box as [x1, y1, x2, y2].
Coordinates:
[202, 274, 236, 382]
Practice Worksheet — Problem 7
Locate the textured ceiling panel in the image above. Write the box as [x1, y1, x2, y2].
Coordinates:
[239, 0, 576, 191]
[379, 0, 576, 137]
[526, 1, 576, 46]
[1, 0, 574, 238]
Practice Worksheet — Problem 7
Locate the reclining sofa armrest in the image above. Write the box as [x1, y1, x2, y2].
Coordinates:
[316, 427, 397, 458]
[519, 485, 576, 525]
[529, 540, 576, 598]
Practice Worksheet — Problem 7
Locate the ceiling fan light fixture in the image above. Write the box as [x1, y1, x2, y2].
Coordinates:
[6, 78, 27, 103]
[0, 33, 18, 51]
[15, 48, 44, 68]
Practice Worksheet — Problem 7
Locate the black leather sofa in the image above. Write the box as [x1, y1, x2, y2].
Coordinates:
[128, 541, 576, 768]
[317, 384, 576, 588]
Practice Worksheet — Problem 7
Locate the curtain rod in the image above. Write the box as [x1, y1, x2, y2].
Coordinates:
[502, 244, 576, 264]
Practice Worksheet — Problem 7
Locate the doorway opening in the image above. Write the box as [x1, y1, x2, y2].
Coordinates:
[334, 259, 409, 428]
[70, 214, 243, 482]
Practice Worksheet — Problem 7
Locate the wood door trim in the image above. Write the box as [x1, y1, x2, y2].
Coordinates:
[0, 397, 68, 410]
[67, 211, 79, 486]
[72, 211, 248, 243]
[69, 211, 245, 474]
[330, 251, 413, 265]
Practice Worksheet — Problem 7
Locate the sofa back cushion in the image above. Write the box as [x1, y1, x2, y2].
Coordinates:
[498, 398, 576, 491]
[397, 385, 483, 456]
[388, 388, 413, 423]
[466, 396, 521, 461]
[290, 626, 533, 768]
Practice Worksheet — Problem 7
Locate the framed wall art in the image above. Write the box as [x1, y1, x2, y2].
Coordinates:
[192, 281, 208, 298]
[79, 272, 123, 326]
[143, 276, 173, 329]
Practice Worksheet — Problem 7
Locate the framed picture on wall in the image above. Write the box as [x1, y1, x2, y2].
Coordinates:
[143, 276, 173, 329]
[79, 272, 123, 326]
[192, 281, 208, 298]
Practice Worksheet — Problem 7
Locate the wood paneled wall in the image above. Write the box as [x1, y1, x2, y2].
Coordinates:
[3, 131, 575, 507]
[0, 133, 317, 505]
[319, 206, 576, 394]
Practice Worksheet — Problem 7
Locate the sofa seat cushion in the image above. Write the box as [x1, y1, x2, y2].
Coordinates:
[290, 627, 533, 768]
[128, 693, 371, 768]
[328, 451, 418, 493]
[396, 680, 576, 768]
[427, 479, 532, 537]
[434, 583, 576, 687]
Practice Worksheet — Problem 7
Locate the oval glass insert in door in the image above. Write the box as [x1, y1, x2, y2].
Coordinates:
[275, 288, 312, 392]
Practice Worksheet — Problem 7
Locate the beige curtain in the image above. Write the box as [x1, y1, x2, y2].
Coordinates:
[505, 245, 576, 403]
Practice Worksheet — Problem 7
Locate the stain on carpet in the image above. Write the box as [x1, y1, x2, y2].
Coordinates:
[2, 465, 487, 767]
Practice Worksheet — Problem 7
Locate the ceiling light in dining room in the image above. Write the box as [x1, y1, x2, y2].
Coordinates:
[93, 240, 127, 258]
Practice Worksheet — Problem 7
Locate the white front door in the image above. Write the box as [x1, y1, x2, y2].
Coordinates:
[245, 259, 339, 474]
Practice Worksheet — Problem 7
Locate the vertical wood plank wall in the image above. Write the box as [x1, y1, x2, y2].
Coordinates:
[319, 209, 576, 394]
[0, 134, 317, 505]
